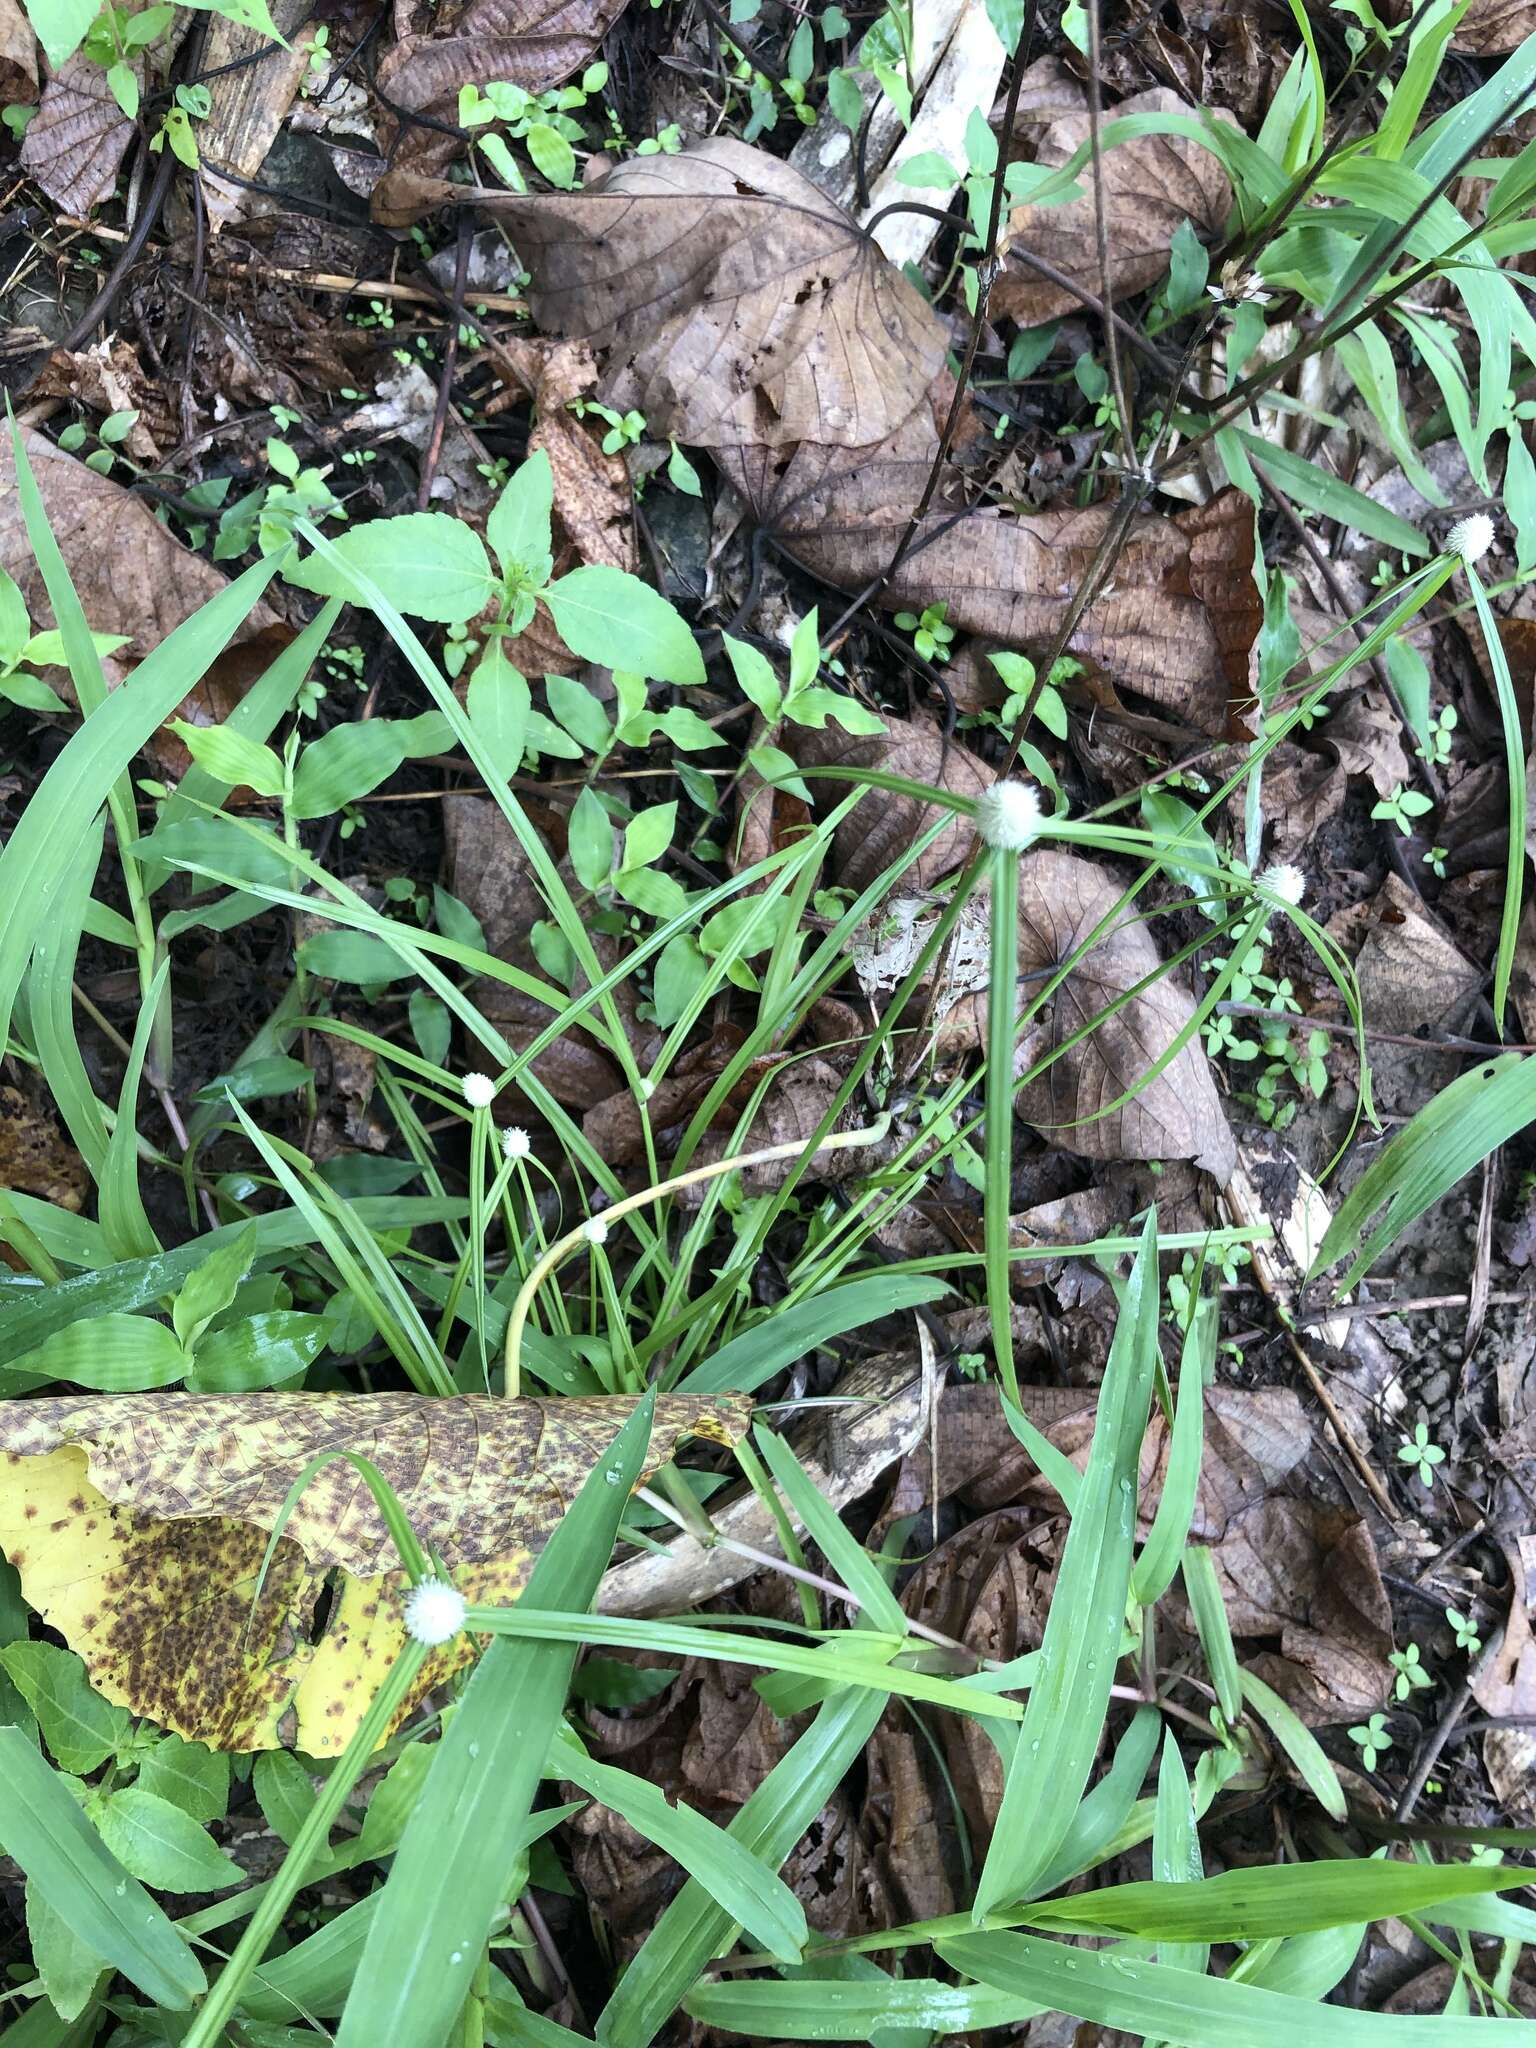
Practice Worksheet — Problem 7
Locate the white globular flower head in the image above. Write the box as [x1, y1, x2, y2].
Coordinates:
[503, 1125, 532, 1161]
[403, 1577, 467, 1647]
[462, 1072, 498, 1110]
[1445, 512, 1495, 566]
[583, 1215, 610, 1248]
[975, 779, 1044, 853]
[1262, 861, 1306, 907]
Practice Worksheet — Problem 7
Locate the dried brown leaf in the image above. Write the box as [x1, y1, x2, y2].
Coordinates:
[0, 430, 284, 705]
[19, 55, 133, 214]
[994, 87, 1232, 326]
[480, 139, 948, 452]
[1015, 848, 1236, 1176]
[728, 434, 1232, 732]
[373, 0, 627, 209]
[1451, 0, 1536, 51]
[0, 0, 36, 107]
[791, 714, 992, 893]
[0, 1390, 749, 1751]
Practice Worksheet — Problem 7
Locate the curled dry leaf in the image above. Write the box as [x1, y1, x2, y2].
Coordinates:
[0, 1390, 750, 1752]
[994, 86, 1232, 327]
[0, 0, 35, 108]
[481, 139, 949, 452]
[486, 336, 636, 674]
[1450, 0, 1536, 51]
[0, 430, 286, 736]
[19, 55, 135, 215]
[373, 0, 628, 215]
[1014, 849, 1236, 1178]
[29, 342, 169, 464]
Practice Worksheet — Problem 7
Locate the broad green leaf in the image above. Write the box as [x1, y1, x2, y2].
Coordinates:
[185, 1312, 328, 1390]
[546, 672, 613, 754]
[8, 1314, 188, 1394]
[135, 1736, 229, 1824]
[554, 1740, 807, 1963]
[336, 1395, 659, 2047]
[568, 786, 615, 892]
[621, 802, 678, 876]
[93, 1786, 242, 1893]
[466, 642, 531, 782]
[486, 450, 554, 578]
[254, 1749, 323, 1850]
[20, 0, 101, 68]
[0, 1197, 466, 1365]
[543, 565, 705, 684]
[25, 1882, 104, 2023]
[0, 1726, 205, 2009]
[167, 722, 285, 798]
[1309, 1054, 1536, 1292]
[297, 931, 416, 984]
[973, 1213, 1161, 1917]
[0, 1644, 131, 1773]
[286, 513, 497, 624]
[172, 1223, 258, 1349]
[527, 121, 576, 188]
[289, 712, 453, 820]
[724, 634, 783, 723]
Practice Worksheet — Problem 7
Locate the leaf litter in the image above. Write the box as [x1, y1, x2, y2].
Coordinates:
[2, 0, 1536, 2037]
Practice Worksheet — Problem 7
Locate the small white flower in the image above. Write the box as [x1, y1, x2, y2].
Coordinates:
[1445, 512, 1495, 566]
[1262, 861, 1306, 907]
[583, 1215, 610, 1248]
[402, 1577, 467, 1646]
[462, 1072, 498, 1110]
[976, 780, 1044, 853]
[503, 1125, 532, 1160]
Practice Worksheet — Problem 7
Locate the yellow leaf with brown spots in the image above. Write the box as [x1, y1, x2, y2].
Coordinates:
[0, 1392, 749, 1755]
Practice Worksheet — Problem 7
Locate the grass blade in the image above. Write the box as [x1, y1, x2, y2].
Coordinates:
[1024, 1858, 1531, 1941]
[973, 1210, 1161, 1917]
[597, 1686, 885, 2048]
[1133, 1296, 1212, 1606]
[939, 1929, 1536, 2045]
[1308, 1054, 1536, 1293]
[0, 1727, 204, 2011]
[0, 461, 278, 1052]
[675, 1275, 949, 1395]
[335, 1392, 658, 2048]
[554, 1743, 808, 1964]
[1239, 1666, 1348, 1822]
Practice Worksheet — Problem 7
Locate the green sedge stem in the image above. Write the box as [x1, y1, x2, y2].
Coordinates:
[985, 847, 1022, 1408]
[184, 1639, 429, 2048]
